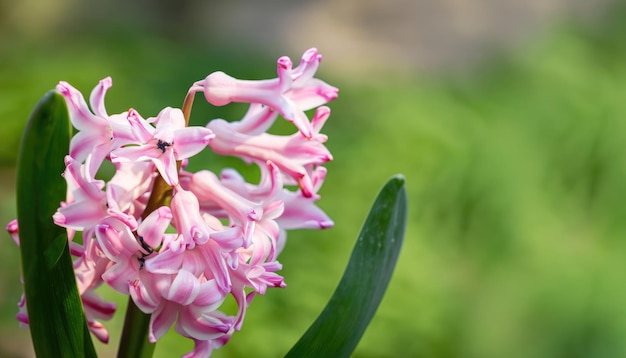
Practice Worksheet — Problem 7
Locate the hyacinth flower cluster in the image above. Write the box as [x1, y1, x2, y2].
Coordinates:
[7, 48, 337, 357]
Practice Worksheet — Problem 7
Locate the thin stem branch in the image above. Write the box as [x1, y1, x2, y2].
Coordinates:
[182, 90, 197, 127]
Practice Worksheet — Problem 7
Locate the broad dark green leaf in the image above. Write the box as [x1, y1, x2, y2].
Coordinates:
[16, 91, 97, 357]
[285, 175, 408, 358]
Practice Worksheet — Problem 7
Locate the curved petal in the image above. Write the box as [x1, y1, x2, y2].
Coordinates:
[56, 81, 104, 131]
[233, 103, 279, 135]
[102, 260, 138, 294]
[6, 219, 19, 246]
[199, 241, 231, 292]
[138, 206, 172, 249]
[278, 189, 334, 230]
[149, 302, 178, 343]
[154, 107, 185, 131]
[291, 48, 320, 82]
[288, 78, 338, 111]
[64, 156, 106, 202]
[89, 77, 112, 118]
[88, 320, 110, 344]
[69, 130, 106, 164]
[111, 144, 163, 163]
[82, 290, 116, 321]
[127, 109, 155, 142]
[95, 219, 140, 259]
[153, 150, 179, 186]
[176, 307, 232, 341]
[191, 170, 262, 233]
[182, 339, 214, 358]
[172, 127, 214, 159]
[54, 199, 107, 231]
[171, 188, 211, 247]
[191, 279, 225, 310]
[166, 270, 200, 305]
[130, 278, 160, 313]
[145, 247, 183, 274]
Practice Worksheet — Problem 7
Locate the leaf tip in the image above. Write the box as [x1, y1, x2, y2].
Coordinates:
[389, 174, 405, 184]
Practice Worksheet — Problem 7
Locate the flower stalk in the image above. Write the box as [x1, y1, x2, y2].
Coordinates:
[118, 300, 155, 358]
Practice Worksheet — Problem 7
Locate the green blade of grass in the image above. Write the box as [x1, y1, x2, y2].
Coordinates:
[285, 175, 408, 358]
[16, 90, 97, 357]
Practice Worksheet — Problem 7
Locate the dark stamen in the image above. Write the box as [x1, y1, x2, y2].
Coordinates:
[138, 236, 154, 254]
[156, 139, 171, 153]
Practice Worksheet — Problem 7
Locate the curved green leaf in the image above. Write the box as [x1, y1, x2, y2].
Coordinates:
[285, 175, 408, 358]
[16, 91, 97, 357]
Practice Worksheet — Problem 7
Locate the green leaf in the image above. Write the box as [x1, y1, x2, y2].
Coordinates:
[285, 175, 408, 358]
[16, 90, 97, 358]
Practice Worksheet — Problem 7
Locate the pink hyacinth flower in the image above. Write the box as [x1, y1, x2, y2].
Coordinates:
[170, 187, 222, 249]
[220, 165, 333, 231]
[111, 107, 215, 186]
[56, 78, 137, 177]
[95, 217, 146, 294]
[10, 47, 338, 355]
[206, 115, 331, 197]
[136, 267, 231, 343]
[53, 156, 136, 241]
[276, 166, 334, 230]
[189, 170, 268, 247]
[107, 161, 155, 217]
[192, 48, 338, 138]
[8, 220, 116, 343]
[148, 190, 241, 292]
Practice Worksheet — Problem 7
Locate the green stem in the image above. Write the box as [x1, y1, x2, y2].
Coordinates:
[117, 299, 155, 358]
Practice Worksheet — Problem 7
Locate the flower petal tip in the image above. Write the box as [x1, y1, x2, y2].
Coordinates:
[52, 212, 66, 225]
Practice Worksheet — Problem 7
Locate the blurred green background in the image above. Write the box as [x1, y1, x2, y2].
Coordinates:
[2, 0, 626, 357]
